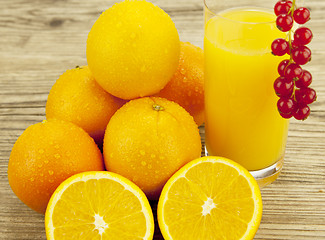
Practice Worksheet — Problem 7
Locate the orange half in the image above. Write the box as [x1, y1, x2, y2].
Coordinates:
[45, 171, 154, 240]
[158, 156, 263, 240]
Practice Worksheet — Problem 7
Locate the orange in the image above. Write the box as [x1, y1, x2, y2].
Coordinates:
[157, 41, 205, 126]
[45, 171, 154, 240]
[103, 97, 202, 200]
[7, 119, 104, 214]
[158, 156, 263, 240]
[86, 0, 180, 99]
[46, 66, 125, 145]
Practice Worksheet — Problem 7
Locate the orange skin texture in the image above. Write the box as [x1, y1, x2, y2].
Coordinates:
[157, 42, 204, 126]
[46, 66, 126, 145]
[7, 119, 104, 214]
[103, 97, 202, 200]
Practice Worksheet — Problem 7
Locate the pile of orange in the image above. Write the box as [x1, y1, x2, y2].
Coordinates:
[7, 0, 263, 239]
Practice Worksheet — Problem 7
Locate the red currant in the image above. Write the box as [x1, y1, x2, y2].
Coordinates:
[274, 0, 293, 16]
[293, 104, 310, 120]
[293, 7, 311, 24]
[274, 76, 294, 97]
[279, 111, 293, 119]
[295, 87, 317, 104]
[276, 14, 293, 32]
[272, 1, 315, 121]
[278, 59, 290, 76]
[271, 38, 289, 56]
[277, 97, 295, 119]
[294, 27, 313, 46]
[292, 45, 311, 65]
[295, 69, 312, 88]
[284, 63, 302, 81]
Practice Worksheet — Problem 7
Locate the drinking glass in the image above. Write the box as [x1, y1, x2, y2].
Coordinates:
[204, 0, 290, 187]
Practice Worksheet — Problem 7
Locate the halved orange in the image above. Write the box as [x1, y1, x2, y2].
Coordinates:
[158, 156, 263, 240]
[45, 171, 154, 240]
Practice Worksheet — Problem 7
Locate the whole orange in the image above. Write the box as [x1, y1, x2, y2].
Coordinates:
[103, 97, 202, 200]
[86, 0, 180, 99]
[7, 119, 104, 214]
[46, 66, 125, 145]
[156, 42, 204, 126]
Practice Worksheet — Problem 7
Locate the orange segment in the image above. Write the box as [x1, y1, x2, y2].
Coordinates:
[158, 156, 263, 240]
[45, 171, 154, 240]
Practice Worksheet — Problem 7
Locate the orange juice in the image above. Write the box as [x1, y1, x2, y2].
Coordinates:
[204, 8, 289, 171]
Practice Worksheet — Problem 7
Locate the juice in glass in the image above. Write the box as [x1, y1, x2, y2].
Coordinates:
[204, 7, 289, 184]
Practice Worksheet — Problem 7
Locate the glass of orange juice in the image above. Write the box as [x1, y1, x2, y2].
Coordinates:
[204, 0, 290, 187]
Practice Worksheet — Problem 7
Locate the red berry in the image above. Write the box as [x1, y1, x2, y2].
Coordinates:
[279, 111, 294, 119]
[293, 7, 311, 24]
[271, 38, 289, 56]
[276, 14, 294, 32]
[284, 63, 302, 81]
[293, 104, 310, 120]
[295, 87, 317, 104]
[278, 59, 290, 76]
[277, 97, 295, 119]
[295, 69, 312, 88]
[292, 46, 311, 65]
[274, 76, 294, 97]
[294, 27, 313, 46]
[274, 0, 293, 16]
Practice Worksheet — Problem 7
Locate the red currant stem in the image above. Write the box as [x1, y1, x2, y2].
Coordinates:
[287, 0, 297, 99]
[287, 0, 296, 62]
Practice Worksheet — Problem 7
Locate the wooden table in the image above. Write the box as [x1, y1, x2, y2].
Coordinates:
[1, 0, 324, 239]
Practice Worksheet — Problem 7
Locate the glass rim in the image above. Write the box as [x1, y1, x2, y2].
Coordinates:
[203, 0, 276, 25]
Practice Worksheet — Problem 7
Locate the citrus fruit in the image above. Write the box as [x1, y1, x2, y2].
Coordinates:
[158, 156, 263, 240]
[86, 0, 180, 100]
[103, 97, 202, 200]
[46, 66, 125, 145]
[157, 41, 205, 126]
[45, 171, 154, 240]
[7, 119, 104, 214]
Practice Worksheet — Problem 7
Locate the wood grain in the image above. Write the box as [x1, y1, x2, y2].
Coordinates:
[1, 0, 325, 239]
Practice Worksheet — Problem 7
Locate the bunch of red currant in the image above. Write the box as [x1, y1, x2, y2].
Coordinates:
[271, 0, 316, 120]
